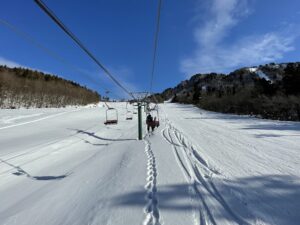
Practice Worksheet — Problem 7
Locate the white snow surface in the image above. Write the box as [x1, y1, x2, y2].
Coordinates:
[0, 102, 299, 225]
[248, 67, 258, 73]
[256, 71, 270, 81]
[247, 68, 270, 81]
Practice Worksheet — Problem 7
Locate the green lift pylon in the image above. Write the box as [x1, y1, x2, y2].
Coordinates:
[138, 102, 143, 140]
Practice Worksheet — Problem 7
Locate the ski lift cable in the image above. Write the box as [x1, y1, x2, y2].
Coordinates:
[34, 0, 136, 100]
[149, 0, 162, 94]
[131, 92, 150, 103]
[0, 18, 122, 99]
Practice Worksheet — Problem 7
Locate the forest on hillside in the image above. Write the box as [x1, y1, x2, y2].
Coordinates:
[0, 65, 100, 108]
[151, 63, 300, 121]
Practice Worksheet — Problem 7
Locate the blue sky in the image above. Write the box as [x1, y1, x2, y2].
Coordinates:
[1, 0, 300, 99]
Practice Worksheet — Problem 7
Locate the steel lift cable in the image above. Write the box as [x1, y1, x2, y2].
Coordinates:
[149, 0, 162, 94]
[0, 18, 123, 99]
[146, 0, 162, 130]
[34, 0, 136, 100]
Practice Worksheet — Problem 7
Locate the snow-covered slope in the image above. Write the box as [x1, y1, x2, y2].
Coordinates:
[247, 67, 270, 81]
[0, 103, 299, 225]
[160, 103, 300, 225]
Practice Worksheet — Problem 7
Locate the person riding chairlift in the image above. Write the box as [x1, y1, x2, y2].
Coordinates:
[146, 114, 156, 132]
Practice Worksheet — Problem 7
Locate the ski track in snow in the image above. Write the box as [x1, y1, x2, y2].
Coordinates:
[0, 109, 80, 130]
[0, 113, 43, 124]
[0, 137, 83, 176]
[161, 119, 250, 225]
[1, 103, 299, 224]
[143, 137, 161, 225]
[0, 124, 101, 176]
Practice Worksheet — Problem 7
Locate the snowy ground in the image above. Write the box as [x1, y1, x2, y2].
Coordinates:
[0, 102, 299, 225]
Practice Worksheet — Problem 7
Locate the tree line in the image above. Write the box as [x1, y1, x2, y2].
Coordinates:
[152, 62, 300, 121]
[0, 65, 100, 108]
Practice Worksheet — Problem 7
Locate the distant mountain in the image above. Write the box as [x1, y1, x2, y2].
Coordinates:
[151, 62, 300, 121]
[0, 65, 100, 108]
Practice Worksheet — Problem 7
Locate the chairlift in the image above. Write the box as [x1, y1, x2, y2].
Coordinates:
[104, 107, 118, 125]
[144, 102, 150, 113]
[146, 114, 160, 129]
[154, 104, 160, 127]
[154, 111, 160, 127]
[150, 103, 158, 111]
[146, 105, 160, 128]
[126, 111, 133, 120]
[133, 104, 138, 114]
[125, 102, 133, 120]
[103, 101, 118, 125]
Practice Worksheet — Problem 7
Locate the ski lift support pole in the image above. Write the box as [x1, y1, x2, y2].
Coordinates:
[138, 102, 142, 140]
[133, 92, 149, 140]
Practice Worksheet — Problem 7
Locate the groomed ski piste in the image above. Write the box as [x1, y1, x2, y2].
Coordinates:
[0, 102, 299, 225]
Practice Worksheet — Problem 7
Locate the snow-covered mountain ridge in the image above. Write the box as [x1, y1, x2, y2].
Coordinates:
[151, 62, 300, 121]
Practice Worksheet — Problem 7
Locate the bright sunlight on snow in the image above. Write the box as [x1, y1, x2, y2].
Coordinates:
[0, 102, 299, 225]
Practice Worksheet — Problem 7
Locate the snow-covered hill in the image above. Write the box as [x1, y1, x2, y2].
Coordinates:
[0, 103, 299, 224]
[0, 65, 100, 109]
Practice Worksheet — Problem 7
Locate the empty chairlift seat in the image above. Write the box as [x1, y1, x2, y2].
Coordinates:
[126, 111, 133, 120]
[125, 102, 133, 120]
[133, 103, 138, 114]
[104, 108, 118, 125]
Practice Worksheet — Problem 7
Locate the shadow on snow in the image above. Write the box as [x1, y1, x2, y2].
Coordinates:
[73, 129, 136, 142]
[109, 175, 300, 225]
[0, 158, 69, 181]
